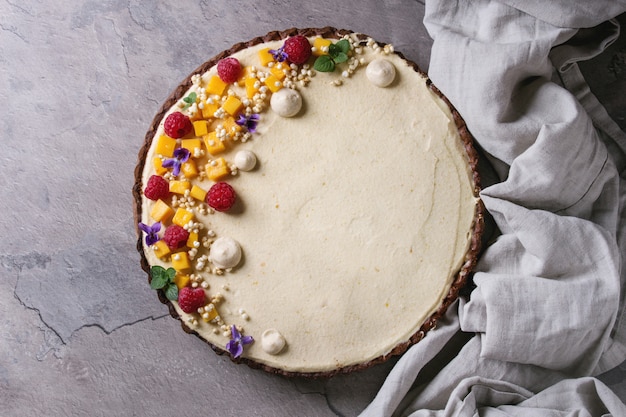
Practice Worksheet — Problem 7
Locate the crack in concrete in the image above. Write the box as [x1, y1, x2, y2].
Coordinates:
[4, 252, 66, 359]
[69, 313, 170, 339]
[104, 16, 130, 77]
[289, 379, 346, 417]
[4, 0, 36, 17]
[0, 22, 27, 43]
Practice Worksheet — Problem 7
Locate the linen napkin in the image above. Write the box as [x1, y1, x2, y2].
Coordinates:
[361, 0, 626, 415]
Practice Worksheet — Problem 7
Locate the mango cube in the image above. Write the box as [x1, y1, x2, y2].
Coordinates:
[190, 185, 208, 202]
[169, 180, 191, 195]
[201, 101, 220, 119]
[206, 157, 230, 181]
[181, 138, 203, 156]
[264, 74, 283, 93]
[153, 157, 167, 175]
[270, 64, 288, 81]
[150, 199, 174, 223]
[203, 132, 226, 155]
[222, 95, 243, 116]
[186, 231, 199, 248]
[258, 48, 275, 66]
[201, 304, 219, 322]
[155, 135, 177, 157]
[172, 208, 194, 227]
[222, 117, 243, 135]
[174, 274, 191, 289]
[181, 160, 198, 179]
[206, 75, 228, 96]
[245, 77, 260, 99]
[192, 120, 209, 137]
[313, 37, 332, 56]
[171, 252, 192, 272]
[152, 240, 171, 258]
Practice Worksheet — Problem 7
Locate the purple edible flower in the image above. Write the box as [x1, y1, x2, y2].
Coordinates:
[225, 325, 254, 358]
[161, 147, 190, 176]
[236, 113, 260, 133]
[138, 222, 161, 246]
[269, 46, 288, 62]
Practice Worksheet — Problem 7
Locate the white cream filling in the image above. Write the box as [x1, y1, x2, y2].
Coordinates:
[141, 37, 478, 373]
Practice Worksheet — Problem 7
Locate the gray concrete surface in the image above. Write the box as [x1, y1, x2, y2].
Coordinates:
[1, 1, 624, 416]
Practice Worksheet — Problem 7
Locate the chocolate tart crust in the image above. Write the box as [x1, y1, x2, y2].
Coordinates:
[133, 27, 485, 378]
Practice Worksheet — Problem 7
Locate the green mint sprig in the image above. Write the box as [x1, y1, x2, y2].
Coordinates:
[182, 92, 197, 110]
[313, 39, 351, 72]
[150, 266, 179, 301]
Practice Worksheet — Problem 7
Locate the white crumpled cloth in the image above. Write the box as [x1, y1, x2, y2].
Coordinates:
[362, 1, 626, 415]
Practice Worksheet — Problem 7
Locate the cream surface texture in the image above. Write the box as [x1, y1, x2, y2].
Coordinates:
[140, 35, 478, 373]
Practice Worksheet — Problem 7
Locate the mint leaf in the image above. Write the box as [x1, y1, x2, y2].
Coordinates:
[165, 267, 176, 282]
[150, 266, 168, 289]
[149, 266, 176, 290]
[333, 52, 348, 64]
[335, 39, 351, 54]
[314, 55, 335, 72]
[164, 283, 179, 301]
[182, 92, 197, 110]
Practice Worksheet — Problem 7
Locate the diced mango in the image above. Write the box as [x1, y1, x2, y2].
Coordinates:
[201, 101, 220, 119]
[264, 74, 283, 93]
[155, 135, 177, 157]
[203, 132, 226, 155]
[206, 157, 230, 181]
[186, 231, 199, 248]
[172, 208, 194, 227]
[171, 252, 191, 272]
[313, 37, 332, 56]
[222, 117, 242, 135]
[181, 160, 198, 179]
[152, 240, 171, 258]
[190, 185, 207, 202]
[150, 199, 174, 223]
[201, 304, 219, 322]
[270, 64, 288, 81]
[169, 180, 191, 195]
[181, 138, 202, 156]
[258, 48, 275, 66]
[153, 157, 167, 175]
[174, 274, 191, 289]
[237, 66, 254, 86]
[222, 95, 243, 116]
[206, 75, 228, 96]
[245, 76, 260, 99]
[192, 120, 209, 137]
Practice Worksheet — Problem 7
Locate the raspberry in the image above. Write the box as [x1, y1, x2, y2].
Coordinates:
[217, 57, 242, 84]
[164, 111, 192, 139]
[163, 225, 189, 250]
[143, 175, 170, 201]
[206, 182, 236, 212]
[283, 35, 312, 65]
[177, 287, 206, 314]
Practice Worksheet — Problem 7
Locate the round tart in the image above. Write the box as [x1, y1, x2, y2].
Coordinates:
[133, 27, 484, 377]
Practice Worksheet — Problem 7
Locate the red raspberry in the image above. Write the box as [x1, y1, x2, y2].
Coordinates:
[283, 35, 312, 65]
[206, 182, 236, 212]
[217, 57, 242, 84]
[164, 111, 192, 139]
[177, 287, 206, 314]
[143, 175, 170, 201]
[163, 225, 189, 250]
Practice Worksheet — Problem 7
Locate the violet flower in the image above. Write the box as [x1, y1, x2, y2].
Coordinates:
[225, 325, 254, 358]
[269, 46, 288, 62]
[161, 147, 190, 176]
[138, 222, 161, 246]
[236, 113, 260, 133]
